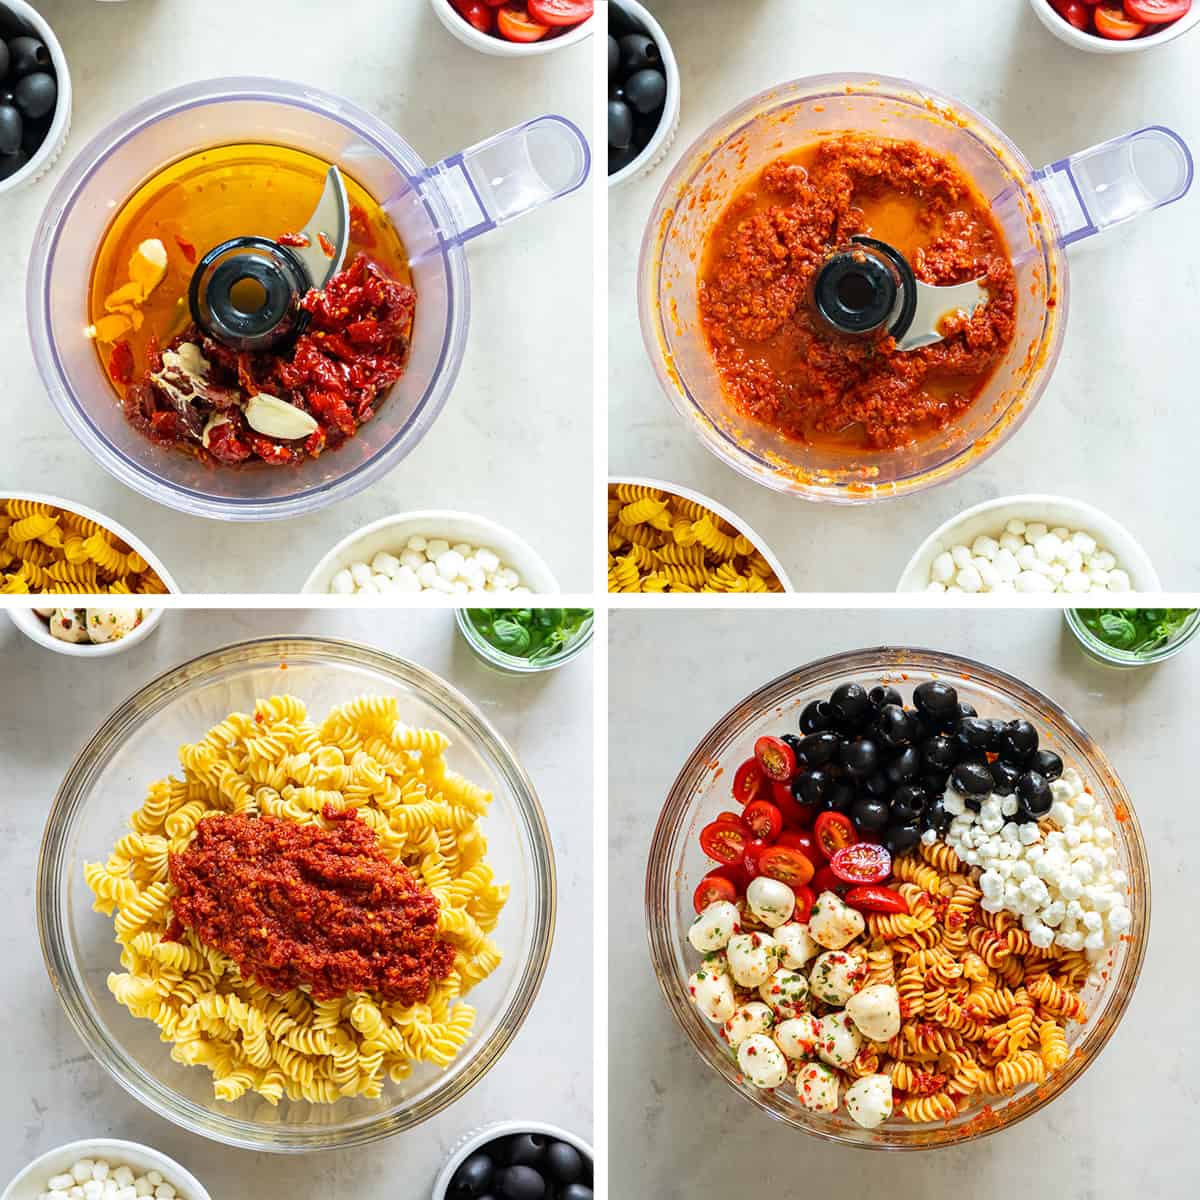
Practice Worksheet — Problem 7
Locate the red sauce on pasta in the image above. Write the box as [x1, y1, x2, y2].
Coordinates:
[165, 807, 455, 1003]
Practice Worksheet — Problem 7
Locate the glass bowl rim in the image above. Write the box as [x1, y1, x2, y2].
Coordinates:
[37, 634, 556, 1152]
[644, 645, 1149, 1149]
[454, 607, 595, 673]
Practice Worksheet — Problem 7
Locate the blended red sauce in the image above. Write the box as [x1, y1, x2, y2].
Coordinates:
[698, 135, 1017, 451]
[166, 807, 454, 1003]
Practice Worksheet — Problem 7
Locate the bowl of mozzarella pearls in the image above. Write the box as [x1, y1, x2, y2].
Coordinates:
[9, 606, 159, 656]
[1, 1140, 210, 1200]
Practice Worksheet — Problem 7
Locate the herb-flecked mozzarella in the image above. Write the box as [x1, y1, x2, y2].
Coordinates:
[688, 954, 736, 1022]
[845, 983, 902, 1042]
[758, 967, 809, 1020]
[815, 1011, 862, 1069]
[49, 608, 89, 643]
[737, 1032, 788, 1089]
[774, 921, 819, 969]
[795, 1060, 840, 1113]
[722, 1001, 774, 1051]
[688, 900, 741, 952]
[746, 876, 795, 927]
[808, 950, 867, 1006]
[808, 890, 866, 950]
[775, 1013, 822, 1060]
[844, 1073, 894, 1129]
[726, 931, 779, 988]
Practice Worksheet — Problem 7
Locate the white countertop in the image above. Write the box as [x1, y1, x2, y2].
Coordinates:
[0, 609, 593, 1193]
[609, 608, 1197, 1197]
[609, 0, 1200, 590]
[0, 0, 593, 592]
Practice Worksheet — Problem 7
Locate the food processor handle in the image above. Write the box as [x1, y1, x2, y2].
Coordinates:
[1034, 126, 1193, 247]
[425, 115, 591, 246]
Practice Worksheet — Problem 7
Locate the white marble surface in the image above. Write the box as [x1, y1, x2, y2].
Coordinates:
[609, 0, 1200, 590]
[609, 608, 1199, 1197]
[0, 609, 593, 1193]
[0, 0, 593, 592]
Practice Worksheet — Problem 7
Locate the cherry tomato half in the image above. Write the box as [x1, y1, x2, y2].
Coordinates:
[1124, 0, 1190, 22]
[790, 884, 816, 923]
[811, 864, 846, 896]
[733, 757, 770, 806]
[742, 839, 771, 878]
[715, 810, 744, 826]
[528, 0, 594, 25]
[451, 0, 496, 32]
[698, 819, 747, 865]
[844, 884, 910, 915]
[813, 811, 858, 860]
[1094, 3, 1147, 34]
[705, 861, 751, 892]
[758, 846, 815, 888]
[754, 735, 796, 782]
[770, 781, 810, 828]
[831, 842, 893, 885]
[743, 800, 783, 842]
[776, 829, 822, 868]
[1050, 0, 1091, 27]
[693, 873, 738, 913]
[497, 4, 551, 40]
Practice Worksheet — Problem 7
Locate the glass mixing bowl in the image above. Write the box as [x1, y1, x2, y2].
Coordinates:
[638, 73, 1190, 503]
[645, 647, 1149, 1148]
[28, 77, 589, 521]
[37, 637, 556, 1151]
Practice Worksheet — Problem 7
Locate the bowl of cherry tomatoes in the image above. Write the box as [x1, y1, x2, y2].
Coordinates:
[431, 0, 594, 56]
[1032, 0, 1200, 51]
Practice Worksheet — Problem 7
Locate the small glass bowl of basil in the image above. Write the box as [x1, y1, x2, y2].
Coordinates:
[1066, 607, 1200, 667]
[456, 607, 594, 674]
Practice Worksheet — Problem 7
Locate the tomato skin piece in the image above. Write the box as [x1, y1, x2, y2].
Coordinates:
[1051, 0, 1092, 27]
[528, 0, 594, 25]
[698, 819, 747, 865]
[754, 735, 796, 782]
[813, 811, 858, 860]
[790, 884, 816, 923]
[742, 839, 771, 878]
[705, 861, 751, 894]
[844, 884, 910, 915]
[831, 842, 892, 885]
[758, 846, 815, 888]
[1124, 0, 1190, 21]
[497, 3, 551, 40]
[1094, 3, 1147, 34]
[693, 874, 738, 913]
[451, 0, 497, 32]
[743, 800, 783, 842]
[733, 757, 770, 806]
[811, 864, 847, 896]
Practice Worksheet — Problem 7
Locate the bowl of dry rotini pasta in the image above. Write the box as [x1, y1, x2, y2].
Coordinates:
[647, 647, 1149, 1148]
[37, 636, 555, 1151]
[607, 478, 791, 593]
[0, 493, 177, 596]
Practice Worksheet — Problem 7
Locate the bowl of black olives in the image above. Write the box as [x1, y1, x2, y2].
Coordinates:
[435, 1121, 594, 1200]
[0, 0, 70, 193]
[608, 0, 679, 187]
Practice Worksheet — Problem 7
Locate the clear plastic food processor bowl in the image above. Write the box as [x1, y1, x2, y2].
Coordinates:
[638, 73, 1191, 503]
[27, 78, 589, 521]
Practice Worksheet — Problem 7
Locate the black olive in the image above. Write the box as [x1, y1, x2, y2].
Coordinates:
[888, 820, 922, 853]
[826, 781, 856, 813]
[884, 746, 921, 785]
[964, 796, 984, 813]
[797, 731, 839, 767]
[891, 783, 928, 817]
[609, 144, 639, 174]
[920, 770, 950, 795]
[990, 760, 1020, 796]
[0, 104, 22, 157]
[619, 32, 660, 72]
[850, 796, 889, 833]
[498, 1165, 546, 1200]
[862, 771, 890, 798]
[913, 680, 958, 717]
[1000, 719, 1038, 764]
[507, 1134, 547, 1168]
[6, 36, 50, 79]
[545, 1142, 584, 1185]
[0, 40, 8, 80]
[781, 733, 804, 756]
[608, 4, 642, 33]
[829, 681, 871, 726]
[561, 1187, 594, 1200]
[0, 147, 27, 180]
[956, 717, 993, 753]
[875, 704, 914, 748]
[923, 795, 953, 833]
[920, 734, 958, 771]
[608, 35, 620, 78]
[951, 760, 993, 796]
[608, 99, 634, 150]
[838, 738, 878, 777]
[869, 684, 903, 710]
[13, 72, 56, 121]
[794, 769, 830, 805]
[624, 68, 667, 115]
[1029, 749, 1063, 781]
[799, 699, 832, 733]
[1016, 771, 1052, 818]
[957, 701, 978, 720]
[452, 1153, 495, 1195]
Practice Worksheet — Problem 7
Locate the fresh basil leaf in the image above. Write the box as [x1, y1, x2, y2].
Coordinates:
[1097, 612, 1137, 648]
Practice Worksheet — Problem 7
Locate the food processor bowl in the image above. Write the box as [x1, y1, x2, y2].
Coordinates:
[638, 74, 1190, 503]
[28, 77, 589, 522]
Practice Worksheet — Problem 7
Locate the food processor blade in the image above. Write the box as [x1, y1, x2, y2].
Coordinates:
[898, 277, 988, 351]
[292, 165, 350, 289]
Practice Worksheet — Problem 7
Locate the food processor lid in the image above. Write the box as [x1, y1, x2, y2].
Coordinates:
[812, 235, 987, 351]
[187, 164, 350, 353]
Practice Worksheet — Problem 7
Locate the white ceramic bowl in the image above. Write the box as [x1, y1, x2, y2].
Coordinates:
[2, 491, 180, 594]
[432, 1120, 594, 1199]
[609, 0, 681, 188]
[428, 0, 594, 57]
[610, 475, 794, 591]
[302, 509, 561, 594]
[2, 1139, 211, 1200]
[1028, 0, 1200, 53]
[0, 0, 72, 194]
[8, 603, 163, 657]
[897, 493, 1161, 592]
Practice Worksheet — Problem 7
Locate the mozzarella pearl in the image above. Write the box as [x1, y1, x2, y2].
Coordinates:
[722, 1001, 774, 1050]
[746, 876, 796, 927]
[758, 967, 809, 1020]
[815, 1011, 862, 1069]
[688, 956, 736, 1022]
[807, 891, 865, 950]
[844, 1073, 894, 1129]
[773, 921, 819, 969]
[726, 931, 779, 988]
[774, 1013, 822, 1059]
[795, 1061, 840, 1113]
[845, 984, 902, 1041]
[808, 950, 867, 1006]
[332, 535, 524, 595]
[687, 900, 740, 953]
[737, 1033, 788, 1089]
[48, 608, 89, 643]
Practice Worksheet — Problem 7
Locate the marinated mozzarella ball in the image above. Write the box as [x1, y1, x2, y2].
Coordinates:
[774, 920, 819, 969]
[795, 1060, 840, 1113]
[758, 967, 810, 1020]
[775, 1013, 822, 1060]
[688, 900, 740, 953]
[746, 875, 795, 928]
[48, 608, 89, 643]
[808, 949, 866, 1006]
[737, 1032, 789, 1089]
[844, 1073, 894, 1129]
[85, 607, 142, 643]
[808, 890, 865, 950]
[722, 1001, 775, 1051]
[331, 535, 526, 596]
[726, 931, 779, 988]
[845, 983, 902, 1042]
[688, 955, 736, 1022]
[815, 1011, 862, 1069]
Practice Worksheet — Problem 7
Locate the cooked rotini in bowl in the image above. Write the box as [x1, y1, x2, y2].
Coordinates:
[646, 648, 1148, 1148]
[38, 638, 554, 1151]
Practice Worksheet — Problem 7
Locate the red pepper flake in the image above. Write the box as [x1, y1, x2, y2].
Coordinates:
[174, 235, 197, 265]
[277, 231, 311, 248]
[318, 232, 336, 257]
[108, 340, 135, 386]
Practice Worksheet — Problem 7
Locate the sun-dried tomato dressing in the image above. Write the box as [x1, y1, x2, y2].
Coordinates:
[165, 808, 455, 1004]
[698, 135, 1017, 451]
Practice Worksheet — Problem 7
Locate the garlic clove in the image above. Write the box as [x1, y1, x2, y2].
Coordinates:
[243, 392, 319, 441]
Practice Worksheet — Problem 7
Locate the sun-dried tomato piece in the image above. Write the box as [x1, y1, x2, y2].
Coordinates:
[174, 235, 197, 265]
[108, 340, 135, 386]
